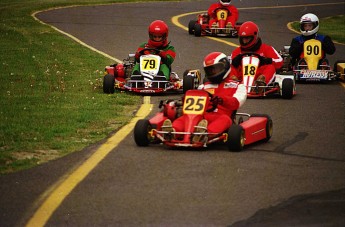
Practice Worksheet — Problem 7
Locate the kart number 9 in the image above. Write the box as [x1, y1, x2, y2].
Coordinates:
[183, 96, 207, 115]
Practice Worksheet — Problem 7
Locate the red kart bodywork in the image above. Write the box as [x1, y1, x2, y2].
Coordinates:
[134, 90, 273, 151]
[188, 9, 241, 37]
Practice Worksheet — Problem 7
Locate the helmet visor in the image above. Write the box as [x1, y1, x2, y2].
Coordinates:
[300, 22, 317, 32]
[204, 62, 225, 78]
[239, 36, 254, 47]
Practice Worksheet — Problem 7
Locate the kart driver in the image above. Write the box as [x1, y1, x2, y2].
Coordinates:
[132, 20, 176, 81]
[207, 0, 239, 29]
[229, 21, 283, 92]
[289, 13, 336, 67]
[162, 52, 247, 143]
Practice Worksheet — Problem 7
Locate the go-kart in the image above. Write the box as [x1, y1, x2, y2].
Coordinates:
[279, 39, 340, 82]
[233, 52, 296, 99]
[103, 48, 201, 94]
[134, 89, 273, 151]
[188, 8, 241, 37]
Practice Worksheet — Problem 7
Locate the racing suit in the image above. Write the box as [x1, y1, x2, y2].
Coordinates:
[172, 77, 247, 134]
[132, 42, 176, 80]
[207, 3, 239, 28]
[289, 33, 336, 66]
[229, 38, 283, 84]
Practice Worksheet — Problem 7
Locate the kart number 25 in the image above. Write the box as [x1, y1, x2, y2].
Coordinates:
[183, 96, 207, 115]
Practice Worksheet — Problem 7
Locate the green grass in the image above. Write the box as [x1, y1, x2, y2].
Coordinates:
[290, 15, 345, 43]
[0, 0, 180, 174]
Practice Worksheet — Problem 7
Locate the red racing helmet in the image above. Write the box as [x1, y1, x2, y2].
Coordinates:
[203, 52, 231, 84]
[148, 20, 169, 48]
[238, 21, 259, 50]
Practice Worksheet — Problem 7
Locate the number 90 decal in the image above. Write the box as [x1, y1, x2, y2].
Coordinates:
[304, 39, 322, 58]
[183, 96, 207, 115]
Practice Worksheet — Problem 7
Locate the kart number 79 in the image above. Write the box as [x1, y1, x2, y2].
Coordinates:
[183, 96, 207, 115]
[141, 57, 159, 70]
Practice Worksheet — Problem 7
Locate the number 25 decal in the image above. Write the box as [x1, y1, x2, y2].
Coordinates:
[183, 96, 207, 114]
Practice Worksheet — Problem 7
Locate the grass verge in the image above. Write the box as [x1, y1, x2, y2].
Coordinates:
[0, 0, 177, 175]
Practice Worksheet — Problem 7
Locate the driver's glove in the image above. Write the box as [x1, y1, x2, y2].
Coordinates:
[159, 51, 167, 61]
[259, 56, 273, 65]
[231, 55, 242, 67]
[210, 96, 223, 107]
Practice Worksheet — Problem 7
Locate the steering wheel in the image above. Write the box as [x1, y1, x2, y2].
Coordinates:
[138, 48, 161, 55]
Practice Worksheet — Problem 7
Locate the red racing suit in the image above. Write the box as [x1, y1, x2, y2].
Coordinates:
[230, 40, 283, 84]
[207, 3, 239, 27]
[172, 78, 247, 134]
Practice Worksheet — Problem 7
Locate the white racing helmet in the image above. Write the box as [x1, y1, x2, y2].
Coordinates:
[300, 13, 319, 36]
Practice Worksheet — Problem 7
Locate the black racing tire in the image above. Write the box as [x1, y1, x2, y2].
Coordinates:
[250, 114, 273, 142]
[194, 23, 202, 37]
[103, 74, 115, 94]
[134, 119, 152, 147]
[188, 20, 196, 35]
[183, 72, 195, 94]
[227, 125, 245, 152]
[281, 78, 294, 99]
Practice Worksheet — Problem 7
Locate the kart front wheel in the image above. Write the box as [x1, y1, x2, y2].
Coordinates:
[134, 119, 152, 147]
[188, 20, 196, 35]
[281, 78, 294, 99]
[103, 74, 115, 94]
[227, 125, 245, 152]
[194, 23, 202, 37]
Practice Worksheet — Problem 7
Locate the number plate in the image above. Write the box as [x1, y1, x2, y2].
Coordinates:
[183, 96, 207, 115]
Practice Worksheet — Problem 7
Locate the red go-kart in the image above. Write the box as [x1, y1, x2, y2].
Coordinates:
[233, 52, 296, 99]
[134, 89, 273, 151]
[188, 8, 241, 37]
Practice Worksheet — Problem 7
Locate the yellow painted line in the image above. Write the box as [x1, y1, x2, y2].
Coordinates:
[32, 9, 121, 63]
[26, 102, 152, 227]
[27, 7, 153, 227]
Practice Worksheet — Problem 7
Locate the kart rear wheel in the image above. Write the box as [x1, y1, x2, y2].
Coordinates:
[134, 119, 152, 147]
[281, 78, 294, 99]
[251, 114, 273, 142]
[188, 20, 196, 35]
[103, 74, 115, 94]
[194, 23, 202, 37]
[183, 72, 196, 93]
[227, 125, 245, 152]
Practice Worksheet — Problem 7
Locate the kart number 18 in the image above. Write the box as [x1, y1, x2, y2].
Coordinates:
[183, 96, 207, 115]
[243, 64, 257, 77]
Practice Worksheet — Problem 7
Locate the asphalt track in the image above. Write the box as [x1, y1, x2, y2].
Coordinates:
[1, 0, 345, 226]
